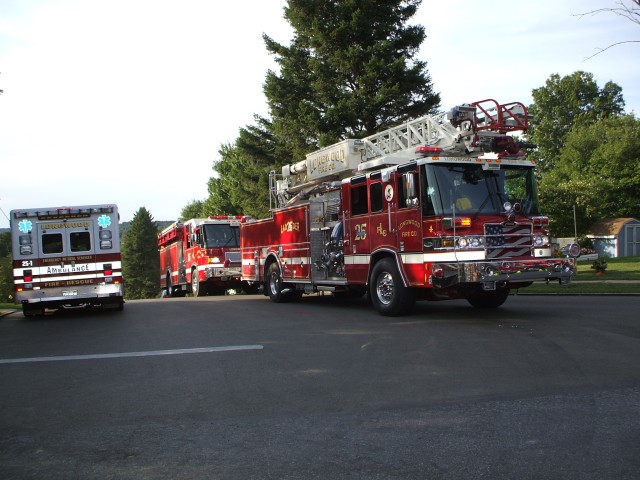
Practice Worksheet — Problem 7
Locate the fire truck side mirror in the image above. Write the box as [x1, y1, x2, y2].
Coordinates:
[191, 233, 198, 246]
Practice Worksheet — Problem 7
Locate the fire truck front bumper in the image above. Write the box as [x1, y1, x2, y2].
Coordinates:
[431, 258, 577, 290]
[204, 266, 242, 281]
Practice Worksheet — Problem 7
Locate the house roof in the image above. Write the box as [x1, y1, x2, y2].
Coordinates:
[587, 218, 640, 237]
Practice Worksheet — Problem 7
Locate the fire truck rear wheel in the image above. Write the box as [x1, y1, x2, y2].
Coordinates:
[266, 263, 301, 303]
[369, 258, 415, 316]
[267, 263, 285, 302]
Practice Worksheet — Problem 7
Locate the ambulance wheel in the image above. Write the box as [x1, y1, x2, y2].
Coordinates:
[191, 270, 206, 297]
[369, 258, 415, 316]
[466, 288, 510, 308]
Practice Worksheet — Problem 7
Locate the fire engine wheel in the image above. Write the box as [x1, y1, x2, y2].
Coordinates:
[191, 269, 207, 297]
[267, 263, 301, 303]
[369, 258, 415, 316]
[466, 288, 510, 308]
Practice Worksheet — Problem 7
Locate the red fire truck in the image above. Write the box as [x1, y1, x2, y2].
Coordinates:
[240, 99, 580, 316]
[10, 204, 124, 316]
[158, 215, 255, 297]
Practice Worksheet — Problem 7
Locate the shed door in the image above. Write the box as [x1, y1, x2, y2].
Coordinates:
[624, 224, 640, 257]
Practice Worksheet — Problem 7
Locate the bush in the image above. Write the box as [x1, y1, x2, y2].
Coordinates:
[591, 256, 608, 273]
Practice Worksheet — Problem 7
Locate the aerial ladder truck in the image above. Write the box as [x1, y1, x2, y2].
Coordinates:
[240, 99, 579, 316]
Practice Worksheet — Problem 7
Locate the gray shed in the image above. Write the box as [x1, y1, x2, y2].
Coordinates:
[586, 218, 640, 258]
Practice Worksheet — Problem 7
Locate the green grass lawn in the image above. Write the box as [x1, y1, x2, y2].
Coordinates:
[521, 255, 640, 295]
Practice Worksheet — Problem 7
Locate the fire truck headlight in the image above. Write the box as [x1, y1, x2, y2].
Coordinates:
[469, 236, 484, 248]
[210, 257, 221, 264]
[455, 236, 484, 249]
[534, 235, 551, 247]
[456, 237, 469, 248]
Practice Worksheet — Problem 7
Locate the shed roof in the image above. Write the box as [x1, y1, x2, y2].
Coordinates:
[587, 218, 640, 237]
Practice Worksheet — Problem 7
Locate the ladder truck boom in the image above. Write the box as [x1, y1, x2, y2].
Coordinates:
[275, 99, 531, 208]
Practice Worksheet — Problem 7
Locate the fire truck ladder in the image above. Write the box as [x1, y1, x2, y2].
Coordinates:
[272, 99, 531, 208]
[359, 110, 469, 165]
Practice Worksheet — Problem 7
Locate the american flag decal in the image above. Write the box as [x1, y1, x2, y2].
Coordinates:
[485, 223, 532, 258]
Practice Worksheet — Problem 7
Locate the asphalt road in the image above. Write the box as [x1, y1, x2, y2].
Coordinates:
[1, 294, 639, 480]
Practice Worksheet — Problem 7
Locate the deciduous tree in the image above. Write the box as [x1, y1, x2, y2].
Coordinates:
[539, 114, 640, 236]
[528, 71, 625, 172]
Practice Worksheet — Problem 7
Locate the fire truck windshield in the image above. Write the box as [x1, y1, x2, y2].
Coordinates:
[420, 163, 541, 217]
[202, 224, 240, 248]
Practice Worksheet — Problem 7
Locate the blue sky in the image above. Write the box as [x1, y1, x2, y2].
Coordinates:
[1, 0, 638, 227]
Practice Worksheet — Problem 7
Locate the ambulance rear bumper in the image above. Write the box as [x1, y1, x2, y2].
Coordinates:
[16, 284, 124, 306]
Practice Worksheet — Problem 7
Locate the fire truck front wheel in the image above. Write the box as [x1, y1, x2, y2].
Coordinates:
[369, 258, 416, 316]
[191, 269, 207, 297]
[466, 288, 510, 308]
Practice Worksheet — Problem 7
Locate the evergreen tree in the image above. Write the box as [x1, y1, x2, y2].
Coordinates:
[0, 232, 13, 303]
[121, 207, 160, 299]
[207, 0, 440, 217]
[265, 0, 439, 155]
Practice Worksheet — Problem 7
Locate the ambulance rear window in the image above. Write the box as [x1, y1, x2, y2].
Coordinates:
[70, 231, 91, 252]
[42, 233, 63, 254]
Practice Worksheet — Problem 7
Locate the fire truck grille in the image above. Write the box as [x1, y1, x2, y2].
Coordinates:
[225, 252, 241, 264]
[484, 223, 532, 258]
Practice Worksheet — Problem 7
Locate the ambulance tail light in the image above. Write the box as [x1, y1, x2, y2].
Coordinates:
[23, 270, 33, 282]
[103, 264, 113, 276]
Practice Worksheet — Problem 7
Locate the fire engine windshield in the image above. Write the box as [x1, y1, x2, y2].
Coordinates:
[420, 163, 541, 216]
[202, 224, 240, 248]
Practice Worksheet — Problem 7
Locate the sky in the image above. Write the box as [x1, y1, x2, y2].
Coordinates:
[1, 0, 638, 228]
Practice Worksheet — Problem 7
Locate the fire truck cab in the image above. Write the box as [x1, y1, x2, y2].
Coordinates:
[240, 99, 580, 316]
[158, 215, 255, 297]
[10, 204, 124, 316]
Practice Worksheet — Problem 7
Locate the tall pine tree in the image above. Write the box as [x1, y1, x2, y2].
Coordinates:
[206, 0, 439, 217]
[122, 207, 160, 299]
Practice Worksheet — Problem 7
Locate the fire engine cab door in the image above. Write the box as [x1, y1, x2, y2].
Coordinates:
[37, 220, 97, 296]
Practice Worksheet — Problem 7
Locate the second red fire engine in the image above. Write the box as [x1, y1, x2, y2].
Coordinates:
[159, 216, 256, 297]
